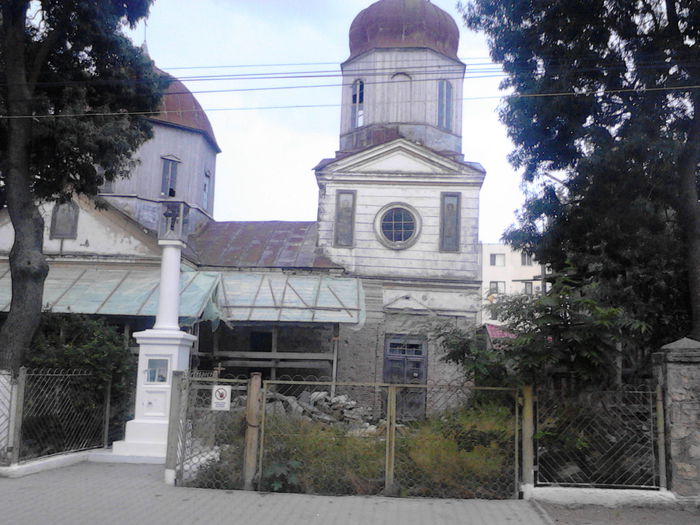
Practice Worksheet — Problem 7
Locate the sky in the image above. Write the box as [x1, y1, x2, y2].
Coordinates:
[132, 0, 525, 243]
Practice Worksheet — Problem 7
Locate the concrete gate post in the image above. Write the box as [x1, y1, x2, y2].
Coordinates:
[656, 337, 700, 500]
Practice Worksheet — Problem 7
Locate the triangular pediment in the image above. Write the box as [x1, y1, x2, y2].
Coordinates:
[317, 139, 485, 181]
[384, 292, 435, 313]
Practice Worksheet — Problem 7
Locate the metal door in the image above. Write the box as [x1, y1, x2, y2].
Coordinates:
[383, 336, 427, 419]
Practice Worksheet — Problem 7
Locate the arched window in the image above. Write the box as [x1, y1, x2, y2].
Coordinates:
[390, 73, 412, 122]
[438, 79, 453, 130]
[351, 79, 364, 128]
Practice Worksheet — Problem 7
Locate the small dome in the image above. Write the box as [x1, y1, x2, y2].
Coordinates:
[151, 76, 220, 153]
[349, 0, 460, 60]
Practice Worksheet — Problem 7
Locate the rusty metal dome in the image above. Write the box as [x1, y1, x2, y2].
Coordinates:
[348, 0, 460, 60]
[151, 75, 220, 153]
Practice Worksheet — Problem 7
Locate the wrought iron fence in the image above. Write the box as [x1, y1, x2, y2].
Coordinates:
[15, 368, 108, 462]
[0, 370, 12, 465]
[536, 387, 661, 488]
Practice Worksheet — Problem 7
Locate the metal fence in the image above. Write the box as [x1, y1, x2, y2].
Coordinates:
[535, 387, 663, 488]
[173, 374, 250, 489]
[10, 368, 110, 463]
[0, 370, 12, 464]
[172, 374, 519, 499]
[260, 380, 518, 499]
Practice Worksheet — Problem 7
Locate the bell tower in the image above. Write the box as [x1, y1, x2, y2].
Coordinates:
[339, 0, 466, 161]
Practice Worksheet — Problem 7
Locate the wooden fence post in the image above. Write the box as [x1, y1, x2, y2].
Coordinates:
[10, 367, 27, 465]
[384, 385, 397, 495]
[522, 385, 535, 490]
[164, 371, 185, 486]
[243, 372, 262, 490]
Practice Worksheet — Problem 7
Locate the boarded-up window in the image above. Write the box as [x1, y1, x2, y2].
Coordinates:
[50, 201, 79, 240]
[440, 192, 461, 252]
[334, 190, 356, 247]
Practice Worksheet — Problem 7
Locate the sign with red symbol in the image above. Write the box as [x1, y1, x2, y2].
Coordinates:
[211, 385, 231, 411]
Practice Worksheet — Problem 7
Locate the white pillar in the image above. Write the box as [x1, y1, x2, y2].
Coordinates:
[154, 240, 184, 331]
[112, 239, 195, 459]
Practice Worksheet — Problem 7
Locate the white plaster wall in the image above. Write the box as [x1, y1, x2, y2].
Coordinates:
[0, 200, 158, 260]
[106, 123, 217, 214]
[318, 182, 480, 280]
[340, 49, 464, 148]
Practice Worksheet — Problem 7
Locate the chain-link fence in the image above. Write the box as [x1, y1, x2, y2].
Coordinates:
[536, 387, 661, 488]
[15, 368, 108, 462]
[0, 370, 12, 465]
[258, 379, 519, 499]
[174, 375, 249, 489]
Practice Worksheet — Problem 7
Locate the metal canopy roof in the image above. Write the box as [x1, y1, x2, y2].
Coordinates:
[217, 272, 363, 324]
[0, 263, 220, 324]
[0, 264, 364, 325]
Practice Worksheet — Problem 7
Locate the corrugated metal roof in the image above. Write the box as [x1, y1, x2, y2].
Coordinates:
[188, 221, 341, 269]
[0, 264, 363, 325]
[218, 272, 364, 324]
[0, 263, 219, 322]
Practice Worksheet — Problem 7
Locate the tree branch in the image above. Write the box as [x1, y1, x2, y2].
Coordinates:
[28, 27, 62, 95]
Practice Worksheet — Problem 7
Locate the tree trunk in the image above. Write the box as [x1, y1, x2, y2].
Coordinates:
[677, 94, 700, 341]
[0, 4, 49, 374]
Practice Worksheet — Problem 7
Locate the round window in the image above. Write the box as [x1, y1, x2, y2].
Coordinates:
[381, 207, 415, 242]
[374, 203, 421, 250]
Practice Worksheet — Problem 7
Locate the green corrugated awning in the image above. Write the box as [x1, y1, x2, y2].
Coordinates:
[0, 263, 220, 325]
[218, 272, 364, 324]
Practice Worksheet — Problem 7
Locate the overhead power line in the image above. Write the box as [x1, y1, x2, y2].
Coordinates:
[2, 82, 699, 120]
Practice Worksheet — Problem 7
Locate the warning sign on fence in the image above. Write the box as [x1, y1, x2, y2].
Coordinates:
[211, 385, 231, 411]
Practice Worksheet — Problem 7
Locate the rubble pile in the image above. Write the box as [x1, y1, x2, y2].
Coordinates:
[265, 390, 380, 434]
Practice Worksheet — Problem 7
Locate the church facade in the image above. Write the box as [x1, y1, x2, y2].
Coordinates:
[0, 0, 485, 388]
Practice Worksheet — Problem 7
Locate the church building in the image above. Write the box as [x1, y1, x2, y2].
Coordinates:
[0, 0, 485, 391]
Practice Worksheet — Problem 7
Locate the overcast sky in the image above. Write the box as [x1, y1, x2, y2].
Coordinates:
[134, 0, 525, 243]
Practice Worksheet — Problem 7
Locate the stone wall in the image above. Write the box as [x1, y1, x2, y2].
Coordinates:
[658, 338, 700, 498]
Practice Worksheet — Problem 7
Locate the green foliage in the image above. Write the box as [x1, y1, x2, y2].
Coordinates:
[0, 0, 169, 202]
[28, 314, 132, 384]
[436, 272, 648, 386]
[396, 403, 515, 498]
[26, 314, 136, 441]
[261, 416, 385, 495]
[462, 0, 699, 364]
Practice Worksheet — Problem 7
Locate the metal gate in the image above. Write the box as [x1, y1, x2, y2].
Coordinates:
[535, 387, 664, 488]
[173, 374, 249, 489]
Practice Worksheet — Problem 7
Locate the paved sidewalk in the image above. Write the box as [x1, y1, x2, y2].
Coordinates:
[0, 462, 552, 525]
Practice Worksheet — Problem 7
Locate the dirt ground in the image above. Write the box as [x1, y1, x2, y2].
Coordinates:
[540, 503, 700, 525]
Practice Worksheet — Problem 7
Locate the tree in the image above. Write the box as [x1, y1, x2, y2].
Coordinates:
[0, 1, 167, 373]
[462, 1, 700, 346]
[438, 273, 647, 387]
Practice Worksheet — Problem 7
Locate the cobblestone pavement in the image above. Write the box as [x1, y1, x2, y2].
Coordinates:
[0, 462, 552, 525]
